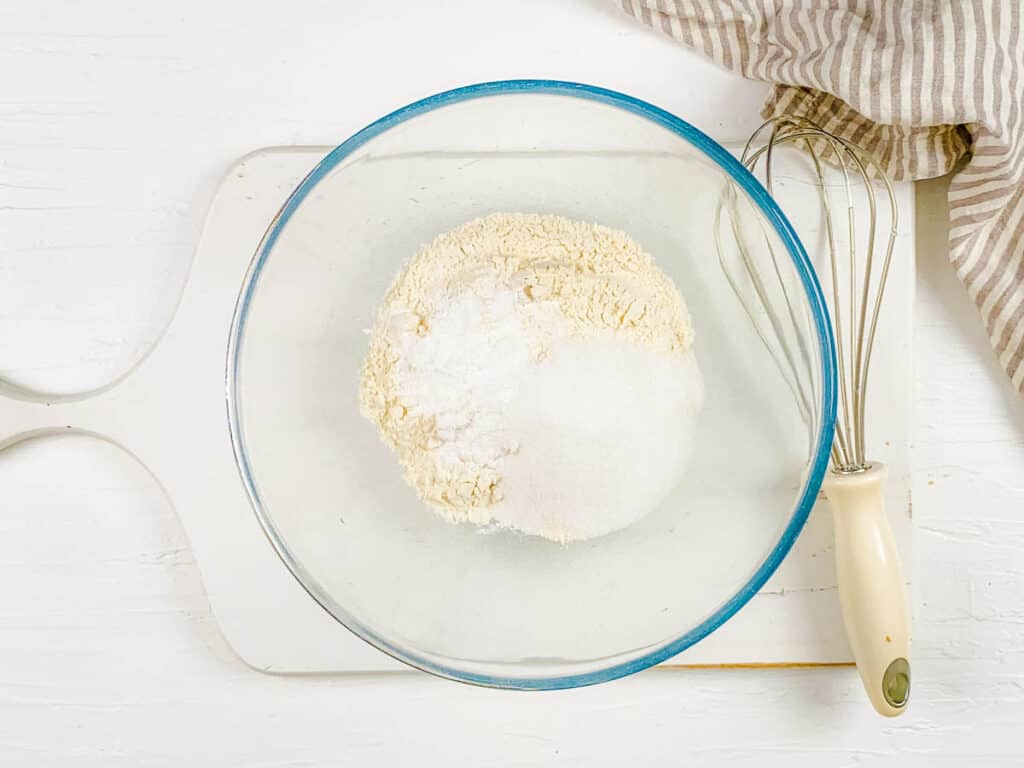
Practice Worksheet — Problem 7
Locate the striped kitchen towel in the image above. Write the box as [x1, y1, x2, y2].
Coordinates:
[621, 1, 1024, 391]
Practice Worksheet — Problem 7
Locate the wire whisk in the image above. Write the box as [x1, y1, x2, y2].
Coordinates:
[716, 115, 911, 716]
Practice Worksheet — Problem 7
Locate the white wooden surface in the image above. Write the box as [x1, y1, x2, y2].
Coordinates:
[70, 144, 904, 673]
[1, 1, 1022, 765]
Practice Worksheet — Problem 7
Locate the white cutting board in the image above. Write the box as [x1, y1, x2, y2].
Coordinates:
[0, 145, 913, 673]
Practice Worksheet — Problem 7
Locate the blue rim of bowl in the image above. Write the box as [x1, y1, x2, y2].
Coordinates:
[226, 79, 838, 690]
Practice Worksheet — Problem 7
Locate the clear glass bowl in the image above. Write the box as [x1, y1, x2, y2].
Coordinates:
[227, 81, 836, 688]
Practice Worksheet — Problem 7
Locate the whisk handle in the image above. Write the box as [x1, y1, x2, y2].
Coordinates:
[823, 463, 911, 717]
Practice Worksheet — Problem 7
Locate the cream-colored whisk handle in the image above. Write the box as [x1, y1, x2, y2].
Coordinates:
[823, 463, 910, 717]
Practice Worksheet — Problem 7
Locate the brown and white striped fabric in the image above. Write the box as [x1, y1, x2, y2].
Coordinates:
[621, 0, 1024, 391]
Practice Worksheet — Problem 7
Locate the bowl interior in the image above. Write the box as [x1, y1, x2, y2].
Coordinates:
[230, 83, 832, 687]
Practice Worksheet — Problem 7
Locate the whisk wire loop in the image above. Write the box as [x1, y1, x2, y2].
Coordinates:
[716, 116, 899, 472]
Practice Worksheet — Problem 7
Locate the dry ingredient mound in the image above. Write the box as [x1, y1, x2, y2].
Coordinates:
[359, 212, 704, 542]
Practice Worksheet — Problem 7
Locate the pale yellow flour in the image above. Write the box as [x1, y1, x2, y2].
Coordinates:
[359, 212, 698, 537]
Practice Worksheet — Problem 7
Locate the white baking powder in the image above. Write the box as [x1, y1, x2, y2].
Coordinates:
[360, 213, 704, 542]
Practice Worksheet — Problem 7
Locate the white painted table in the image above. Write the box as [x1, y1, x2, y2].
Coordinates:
[2, 1, 1023, 764]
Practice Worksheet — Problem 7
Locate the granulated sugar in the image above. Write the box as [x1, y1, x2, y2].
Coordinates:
[359, 212, 704, 542]
[497, 333, 703, 541]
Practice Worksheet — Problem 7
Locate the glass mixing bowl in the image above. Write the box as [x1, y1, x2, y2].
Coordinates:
[228, 80, 836, 688]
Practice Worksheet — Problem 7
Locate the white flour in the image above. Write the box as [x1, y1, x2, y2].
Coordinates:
[360, 213, 704, 542]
